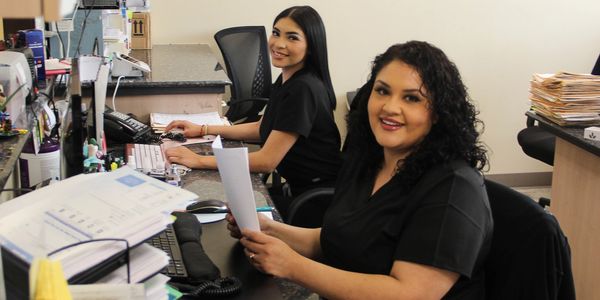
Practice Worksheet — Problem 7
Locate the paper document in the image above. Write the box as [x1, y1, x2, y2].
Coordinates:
[0, 167, 197, 279]
[150, 112, 226, 127]
[69, 283, 146, 300]
[211, 136, 259, 231]
[95, 63, 110, 144]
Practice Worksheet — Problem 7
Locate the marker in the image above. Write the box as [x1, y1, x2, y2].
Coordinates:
[212, 206, 273, 213]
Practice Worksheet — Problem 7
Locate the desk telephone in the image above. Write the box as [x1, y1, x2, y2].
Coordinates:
[104, 108, 152, 143]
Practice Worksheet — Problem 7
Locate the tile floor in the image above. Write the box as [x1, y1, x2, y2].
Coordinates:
[514, 186, 552, 201]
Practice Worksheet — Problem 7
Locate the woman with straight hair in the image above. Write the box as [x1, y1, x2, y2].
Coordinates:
[165, 6, 341, 218]
[227, 41, 493, 299]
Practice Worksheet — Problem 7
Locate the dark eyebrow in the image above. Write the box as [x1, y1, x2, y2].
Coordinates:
[285, 31, 302, 36]
[374, 80, 427, 96]
[374, 80, 390, 88]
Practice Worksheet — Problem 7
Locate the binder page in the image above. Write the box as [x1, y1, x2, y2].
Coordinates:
[0, 167, 197, 278]
[211, 136, 260, 231]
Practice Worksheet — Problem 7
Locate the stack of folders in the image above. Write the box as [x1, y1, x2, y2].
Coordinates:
[0, 167, 198, 300]
[530, 72, 600, 126]
[150, 111, 228, 133]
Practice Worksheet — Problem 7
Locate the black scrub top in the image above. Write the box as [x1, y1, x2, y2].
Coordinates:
[321, 160, 493, 299]
[259, 67, 341, 194]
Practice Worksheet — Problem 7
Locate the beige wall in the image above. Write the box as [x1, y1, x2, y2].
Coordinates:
[151, 0, 600, 175]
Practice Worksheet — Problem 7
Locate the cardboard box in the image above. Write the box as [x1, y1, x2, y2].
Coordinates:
[584, 126, 600, 142]
[130, 12, 151, 49]
[0, 0, 60, 21]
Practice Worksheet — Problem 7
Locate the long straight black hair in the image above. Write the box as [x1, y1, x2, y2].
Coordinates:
[274, 6, 336, 110]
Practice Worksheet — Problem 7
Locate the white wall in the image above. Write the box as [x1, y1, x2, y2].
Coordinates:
[150, 0, 600, 175]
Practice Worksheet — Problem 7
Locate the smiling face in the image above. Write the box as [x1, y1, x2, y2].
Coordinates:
[368, 60, 435, 162]
[268, 17, 308, 81]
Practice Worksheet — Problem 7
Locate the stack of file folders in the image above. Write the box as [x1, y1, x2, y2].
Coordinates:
[0, 167, 198, 299]
[529, 72, 600, 126]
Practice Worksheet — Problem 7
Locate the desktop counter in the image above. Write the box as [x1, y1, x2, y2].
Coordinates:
[180, 142, 312, 300]
[83, 44, 231, 123]
[0, 130, 30, 196]
[527, 112, 600, 299]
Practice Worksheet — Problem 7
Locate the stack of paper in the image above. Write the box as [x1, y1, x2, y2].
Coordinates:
[0, 167, 198, 298]
[150, 111, 228, 133]
[529, 72, 600, 126]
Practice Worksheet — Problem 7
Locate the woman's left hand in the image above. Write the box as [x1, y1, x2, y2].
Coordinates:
[240, 229, 301, 279]
[164, 146, 203, 168]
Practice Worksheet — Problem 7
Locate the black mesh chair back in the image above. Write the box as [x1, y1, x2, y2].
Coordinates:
[484, 179, 575, 300]
[214, 26, 271, 124]
[592, 52, 600, 75]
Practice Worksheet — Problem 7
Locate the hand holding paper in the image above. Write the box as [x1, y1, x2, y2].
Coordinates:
[211, 136, 260, 231]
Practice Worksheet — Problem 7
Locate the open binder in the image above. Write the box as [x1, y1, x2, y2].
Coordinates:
[0, 167, 198, 299]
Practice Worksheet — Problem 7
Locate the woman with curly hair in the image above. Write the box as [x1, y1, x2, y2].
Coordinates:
[227, 41, 492, 299]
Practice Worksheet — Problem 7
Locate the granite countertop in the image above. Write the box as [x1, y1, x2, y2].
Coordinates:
[527, 111, 600, 157]
[84, 44, 231, 91]
[180, 141, 313, 300]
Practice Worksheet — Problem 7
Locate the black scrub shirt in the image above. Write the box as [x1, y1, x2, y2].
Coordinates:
[320, 160, 493, 299]
[259, 67, 341, 194]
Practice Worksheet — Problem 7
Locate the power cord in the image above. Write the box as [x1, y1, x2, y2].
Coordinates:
[74, 0, 96, 57]
[112, 75, 125, 111]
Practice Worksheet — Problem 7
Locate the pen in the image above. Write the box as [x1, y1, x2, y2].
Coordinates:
[212, 206, 273, 213]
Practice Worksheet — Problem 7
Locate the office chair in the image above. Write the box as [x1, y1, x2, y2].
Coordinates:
[214, 26, 271, 124]
[286, 187, 335, 228]
[517, 114, 556, 166]
[484, 179, 575, 300]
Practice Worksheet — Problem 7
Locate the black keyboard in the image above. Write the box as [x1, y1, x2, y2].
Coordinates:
[147, 224, 188, 280]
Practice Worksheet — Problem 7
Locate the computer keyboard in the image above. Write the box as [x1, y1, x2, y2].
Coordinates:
[147, 224, 188, 280]
[127, 143, 167, 177]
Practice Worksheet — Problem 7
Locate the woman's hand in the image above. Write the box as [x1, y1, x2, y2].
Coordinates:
[226, 212, 273, 239]
[164, 120, 203, 137]
[240, 229, 302, 279]
[165, 146, 203, 168]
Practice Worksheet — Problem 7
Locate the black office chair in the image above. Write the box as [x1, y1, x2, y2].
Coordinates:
[517, 114, 556, 166]
[484, 179, 575, 300]
[286, 187, 335, 228]
[214, 26, 271, 124]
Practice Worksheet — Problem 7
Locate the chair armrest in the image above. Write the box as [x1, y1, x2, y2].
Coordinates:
[526, 114, 536, 127]
[227, 97, 269, 107]
[287, 187, 335, 227]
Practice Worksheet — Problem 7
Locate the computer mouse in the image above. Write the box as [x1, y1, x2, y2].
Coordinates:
[186, 199, 227, 213]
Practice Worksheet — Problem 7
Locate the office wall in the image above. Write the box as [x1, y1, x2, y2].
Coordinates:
[150, 0, 600, 175]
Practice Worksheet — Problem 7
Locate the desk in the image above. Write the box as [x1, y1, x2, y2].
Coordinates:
[0, 132, 30, 200]
[83, 44, 231, 123]
[179, 142, 312, 300]
[527, 112, 600, 300]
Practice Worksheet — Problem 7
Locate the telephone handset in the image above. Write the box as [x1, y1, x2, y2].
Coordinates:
[104, 108, 151, 143]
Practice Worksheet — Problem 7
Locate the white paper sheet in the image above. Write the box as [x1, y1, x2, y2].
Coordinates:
[0, 168, 196, 279]
[95, 63, 109, 144]
[211, 136, 259, 231]
[150, 112, 225, 127]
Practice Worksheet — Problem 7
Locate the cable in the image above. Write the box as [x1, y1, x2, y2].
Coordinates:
[112, 75, 125, 111]
[54, 22, 66, 59]
[66, 2, 79, 58]
[74, 0, 96, 57]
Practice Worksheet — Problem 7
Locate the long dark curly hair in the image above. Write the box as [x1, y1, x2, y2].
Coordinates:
[345, 41, 488, 188]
